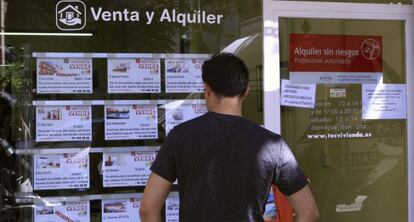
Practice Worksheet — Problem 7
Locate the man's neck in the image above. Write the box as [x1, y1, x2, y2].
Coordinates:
[207, 97, 243, 117]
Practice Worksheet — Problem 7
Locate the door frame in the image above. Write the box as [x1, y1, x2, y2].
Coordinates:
[262, 1, 414, 221]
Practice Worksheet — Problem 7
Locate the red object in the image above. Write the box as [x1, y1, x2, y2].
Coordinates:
[273, 185, 293, 222]
[289, 34, 382, 72]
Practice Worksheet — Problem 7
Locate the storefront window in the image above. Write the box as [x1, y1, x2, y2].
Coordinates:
[279, 17, 407, 222]
[1, 0, 263, 221]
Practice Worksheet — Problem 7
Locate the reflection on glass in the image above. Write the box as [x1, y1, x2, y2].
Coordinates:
[2, 0, 263, 221]
[280, 18, 407, 222]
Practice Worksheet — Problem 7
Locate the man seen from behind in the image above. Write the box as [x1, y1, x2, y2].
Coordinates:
[140, 53, 319, 222]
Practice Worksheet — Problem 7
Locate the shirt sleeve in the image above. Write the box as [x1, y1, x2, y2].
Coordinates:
[150, 129, 178, 183]
[274, 139, 309, 196]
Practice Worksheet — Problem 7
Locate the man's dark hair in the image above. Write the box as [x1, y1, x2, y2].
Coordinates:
[202, 53, 249, 97]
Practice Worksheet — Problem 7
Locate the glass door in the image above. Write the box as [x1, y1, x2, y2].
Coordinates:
[263, 1, 414, 222]
[0, 1, 264, 221]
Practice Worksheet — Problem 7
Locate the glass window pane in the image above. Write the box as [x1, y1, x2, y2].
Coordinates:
[1, 0, 263, 221]
[280, 18, 407, 222]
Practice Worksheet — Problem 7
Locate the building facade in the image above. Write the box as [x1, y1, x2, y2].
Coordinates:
[0, 0, 412, 221]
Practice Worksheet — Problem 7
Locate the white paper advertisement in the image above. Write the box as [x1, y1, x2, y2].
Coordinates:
[37, 58, 92, 94]
[165, 196, 179, 222]
[35, 201, 90, 222]
[108, 58, 161, 93]
[165, 58, 204, 93]
[281, 79, 316, 109]
[105, 105, 158, 140]
[362, 84, 406, 119]
[36, 105, 92, 142]
[102, 198, 141, 222]
[102, 151, 156, 187]
[165, 104, 207, 135]
[34, 153, 90, 190]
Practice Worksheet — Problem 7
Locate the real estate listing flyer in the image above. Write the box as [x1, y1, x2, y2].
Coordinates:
[362, 83, 406, 119]
[101, 198, 141, 222]
[34, 153, 90, 190]
[280, 79, 316, 109]
[165, 197, 179, 222]
[107, 58, 161, 93]
[165, 103, 207, 134]
[105, 105, 158, 140]
[36, 105, 92, 142]
[102, 151, 156, 187]
[35, 201, 90, 222]
[165, 58, 204, 93]
[37, 58, 92, 94]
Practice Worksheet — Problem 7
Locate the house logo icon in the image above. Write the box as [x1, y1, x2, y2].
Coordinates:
[56, 0, 86, 31]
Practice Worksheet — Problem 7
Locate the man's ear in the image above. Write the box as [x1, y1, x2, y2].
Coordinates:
[204, 83, 212, 97]
[242, 85, 250, 99]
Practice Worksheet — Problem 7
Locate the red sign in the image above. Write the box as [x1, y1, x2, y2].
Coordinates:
[289, 34, 382, 72]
